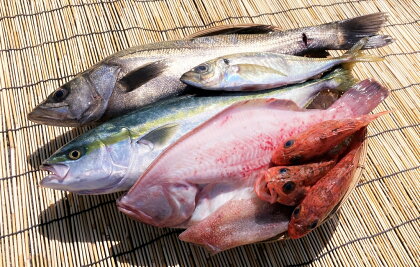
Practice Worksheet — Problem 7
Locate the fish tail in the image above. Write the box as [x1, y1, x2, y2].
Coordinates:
[335, 12, 393, 49]
[329, 79, 390, 116]
[340, 37, 383, 69]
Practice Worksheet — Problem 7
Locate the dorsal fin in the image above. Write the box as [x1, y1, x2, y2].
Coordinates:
[118, 60, 167, 92]
[185, 24, 282, 39]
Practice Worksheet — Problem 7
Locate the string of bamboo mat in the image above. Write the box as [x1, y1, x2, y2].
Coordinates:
[0, 0, 419, 266]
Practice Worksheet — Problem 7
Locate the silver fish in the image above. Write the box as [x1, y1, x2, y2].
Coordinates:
[28, 13, 392, 126]
[180, 37, 381, 91]
[39, 69, 354, 194]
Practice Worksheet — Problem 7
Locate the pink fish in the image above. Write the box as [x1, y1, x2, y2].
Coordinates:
[117, 79, 388, 232]
[179, 181, 292, 254]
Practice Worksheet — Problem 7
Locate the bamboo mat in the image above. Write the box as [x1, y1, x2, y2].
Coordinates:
[0, 0, 419, 266]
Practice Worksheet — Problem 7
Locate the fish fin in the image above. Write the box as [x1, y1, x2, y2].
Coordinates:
[340, 37, 383, 69]
[337, 12, 394, 49]
[137, 123, 180, 150]
[185, 24, 281, 39]
[118, 60, 167, 92]
[328, 79, 389, 116]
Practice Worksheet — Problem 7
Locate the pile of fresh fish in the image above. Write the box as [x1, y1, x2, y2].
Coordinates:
[30, 13, 393, 253]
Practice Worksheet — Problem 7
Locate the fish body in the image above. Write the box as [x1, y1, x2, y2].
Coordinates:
[39, 69, 353, 194]
[255, 161, 335, 206]
[117, 79, 389, 228]
[27, 13, 391, 126]
[179, 181, 293, 254]
[180, 37, 380, 91]
[272, 111, 389, 165]
[288, 129, 366, 239]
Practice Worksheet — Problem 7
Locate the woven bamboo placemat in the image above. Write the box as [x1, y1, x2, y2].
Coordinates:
[0, 0, 418, 266]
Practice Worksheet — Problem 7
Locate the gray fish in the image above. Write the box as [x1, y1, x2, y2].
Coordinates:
[28, 13, 392, 127]
[39, 68, 354, 194]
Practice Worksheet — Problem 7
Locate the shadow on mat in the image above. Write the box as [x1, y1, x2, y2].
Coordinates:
[37, 194, 123, 243]
[27, 126, 91, 169]
[37, 194, 339, 265]
[113, 211, 340, 266]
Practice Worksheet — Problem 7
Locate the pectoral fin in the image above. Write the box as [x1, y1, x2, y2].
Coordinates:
[136, 123, 180, 151]
[186, 24, 282, 39]
[118, 60, 167, 92]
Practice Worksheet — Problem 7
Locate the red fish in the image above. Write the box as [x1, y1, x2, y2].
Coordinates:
[255, 161, 335, 206]
[287, 129, 366, 239]
[272, 111, 389, 165]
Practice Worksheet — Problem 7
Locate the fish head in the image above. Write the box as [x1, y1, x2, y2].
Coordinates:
[180, 58, 230, 90]
[39, 129, 131, 194]
[288, 204, 320, 239]
[117, 181, 199, 227]
[28, 65, 120, 126]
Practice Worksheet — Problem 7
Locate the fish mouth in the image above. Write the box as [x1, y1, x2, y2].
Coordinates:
[39, 163, 70, 188]
[28, 104, 79, 126]
[180, 73, 201, 87]
[117, 196, 155, 225]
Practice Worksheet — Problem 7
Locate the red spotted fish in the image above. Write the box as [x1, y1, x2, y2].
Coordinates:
[255, 161, 335, 206]
[272, 111, 389, 165]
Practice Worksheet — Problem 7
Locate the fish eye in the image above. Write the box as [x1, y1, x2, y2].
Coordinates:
[223, 58, 230, 65]
[282, 181, 296, 194]
[195, 64, 208, 73]
[290, 155, 302, 165]
[293, 206, 300, 217]
[309, 220, 319, 229]
[53, 88, 68, 102]
[68, 149, 81, 160]
[284, 140, 294, 148]
[279, 168, 289, 174]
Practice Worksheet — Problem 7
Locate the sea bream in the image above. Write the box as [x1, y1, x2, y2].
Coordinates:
[39, 68, 354, 194]
[117, 79, 389, 234]
[27, 13, 392, 126]
[180, 38, 380, 91]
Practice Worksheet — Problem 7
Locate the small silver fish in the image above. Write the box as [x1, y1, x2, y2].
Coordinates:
[180, 37, 381, 91]
[27, 13, 392, 126]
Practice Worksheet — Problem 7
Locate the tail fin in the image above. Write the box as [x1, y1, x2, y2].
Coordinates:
[341, 37, 383, 69]
[337, 13, 393, 49]
[329, 79, 389, 116]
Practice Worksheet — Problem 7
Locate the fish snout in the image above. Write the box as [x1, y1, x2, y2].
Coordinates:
[117, 188, 175, 227]
[180, 72, 202, 87]
[28, 104, 76, 126]
[39, 163, 70, 187]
